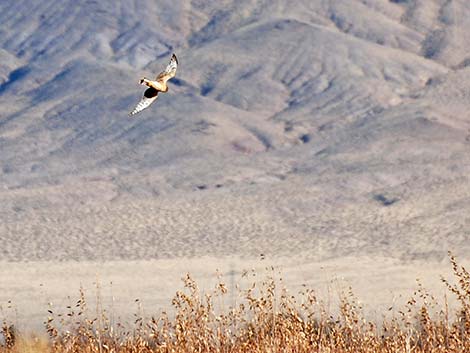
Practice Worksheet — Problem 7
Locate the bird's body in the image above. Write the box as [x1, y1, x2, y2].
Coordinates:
[129, 53, 178, 116]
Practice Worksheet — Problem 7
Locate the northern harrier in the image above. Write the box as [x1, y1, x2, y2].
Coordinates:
[129, 53, 178, 116]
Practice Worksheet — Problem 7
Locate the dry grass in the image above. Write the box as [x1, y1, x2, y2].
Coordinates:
[1, 252, 470, 353]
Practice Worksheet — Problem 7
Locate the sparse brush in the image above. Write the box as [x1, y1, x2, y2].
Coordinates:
[1, 253, 470, 352]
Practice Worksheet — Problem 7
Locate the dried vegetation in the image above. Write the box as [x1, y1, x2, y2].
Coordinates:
[1, 253, 470, 352]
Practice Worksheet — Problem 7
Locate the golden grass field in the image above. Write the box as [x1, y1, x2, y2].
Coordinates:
[1, 253, 470, 353]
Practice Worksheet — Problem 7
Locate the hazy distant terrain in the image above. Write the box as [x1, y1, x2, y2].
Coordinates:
[1, 0, 470, 326]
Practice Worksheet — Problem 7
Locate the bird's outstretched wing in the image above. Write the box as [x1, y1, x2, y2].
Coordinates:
[129, 87, 159, 116]
[156, 53, 178, 83]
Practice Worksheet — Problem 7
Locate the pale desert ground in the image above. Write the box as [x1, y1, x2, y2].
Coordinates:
[0, 254, 463, 331]
[1, 178, 468, 330]
[1, 0, 470, 330]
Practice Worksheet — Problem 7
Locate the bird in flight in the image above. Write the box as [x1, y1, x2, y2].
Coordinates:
[129, 53, 178, 116]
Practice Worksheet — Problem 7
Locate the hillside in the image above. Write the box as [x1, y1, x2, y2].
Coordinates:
[1, 0, 470, 327]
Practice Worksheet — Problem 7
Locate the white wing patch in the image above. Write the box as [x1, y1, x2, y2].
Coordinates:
[157, 53, 178, 83]
[129, 88, 159, 116]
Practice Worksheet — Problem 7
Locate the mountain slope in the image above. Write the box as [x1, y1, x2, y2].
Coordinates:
[0, 0, 470, 263]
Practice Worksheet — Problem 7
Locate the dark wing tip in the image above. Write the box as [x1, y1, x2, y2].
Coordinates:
[172, 53, 178, 65]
